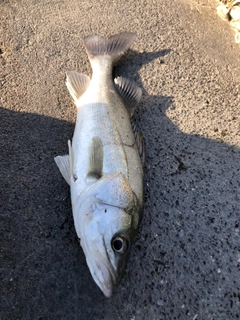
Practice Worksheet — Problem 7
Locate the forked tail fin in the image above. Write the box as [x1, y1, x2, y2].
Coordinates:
[83, 32, 136, 63]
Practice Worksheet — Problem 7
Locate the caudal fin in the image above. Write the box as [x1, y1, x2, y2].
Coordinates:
[83, 32, 136, 62]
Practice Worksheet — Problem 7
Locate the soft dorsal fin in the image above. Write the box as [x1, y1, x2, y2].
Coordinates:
[66, 71, 90, 104]
[114, 76, 142, 116]
[87, 136, 103, 180]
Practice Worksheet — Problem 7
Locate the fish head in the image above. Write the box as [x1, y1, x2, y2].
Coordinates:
[73, 172, 141, 297]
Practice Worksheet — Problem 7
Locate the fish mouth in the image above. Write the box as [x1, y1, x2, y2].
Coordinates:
[82, 235, 118, 298]
[86, 254, 117, 298]
[95, 261, 115, 297]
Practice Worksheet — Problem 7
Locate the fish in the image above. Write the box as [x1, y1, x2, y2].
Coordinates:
[54, 32, 144, 297]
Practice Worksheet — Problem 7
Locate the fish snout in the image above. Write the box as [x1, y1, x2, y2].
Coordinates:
[86, 254, 117, 298]
[96, 261, 116, 298]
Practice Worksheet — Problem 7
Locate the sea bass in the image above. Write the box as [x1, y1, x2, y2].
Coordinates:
[55, 32, 144, 297]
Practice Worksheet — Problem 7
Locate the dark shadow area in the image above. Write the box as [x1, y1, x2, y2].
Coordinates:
[1, 48, 240, 320]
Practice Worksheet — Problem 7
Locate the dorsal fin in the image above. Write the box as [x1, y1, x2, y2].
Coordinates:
[66, 71, 90, 104]
[87, 136, 103, 180]
[136, 130, 145, 166]
[131, 119, 145, 165]
[114, 76, 142, 116]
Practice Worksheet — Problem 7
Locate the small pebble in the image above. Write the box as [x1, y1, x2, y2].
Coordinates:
[179, 230, 184, 237]
[235, 32, 240, 42]
[217, 5, 230, 21]
[217, 1, 240, 43]
[157, 299, 165, 306]
[230, 4, 240, 21]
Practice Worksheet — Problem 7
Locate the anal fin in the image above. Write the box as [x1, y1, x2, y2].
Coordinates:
[114, 76, 142, 116]
[66, 71, 90, 104]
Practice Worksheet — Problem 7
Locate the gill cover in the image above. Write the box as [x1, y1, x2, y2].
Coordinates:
[92, 172, 138, 214]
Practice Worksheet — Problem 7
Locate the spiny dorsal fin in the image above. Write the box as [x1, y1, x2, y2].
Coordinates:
[87, 136, 103, 180]
[83, 32, 136, 62]
[66, 71, 90, 104]
[131, 119, 145, 166]
[136, 130, 145, 166]
[114, 76, 142, 115]
[54, 155, 70, 185]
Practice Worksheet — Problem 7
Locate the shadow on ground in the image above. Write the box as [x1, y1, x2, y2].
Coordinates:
[1, 50, 239, 320]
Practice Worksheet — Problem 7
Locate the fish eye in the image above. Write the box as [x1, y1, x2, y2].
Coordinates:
[111, 235, 129, 254]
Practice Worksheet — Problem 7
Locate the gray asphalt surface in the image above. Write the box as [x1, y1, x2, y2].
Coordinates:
[1, 0, 240, 319]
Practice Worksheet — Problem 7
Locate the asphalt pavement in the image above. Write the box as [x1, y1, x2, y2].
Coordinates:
[1, 0, 240, 319]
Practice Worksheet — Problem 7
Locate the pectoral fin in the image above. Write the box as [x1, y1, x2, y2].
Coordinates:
[87, 136, 103, 180]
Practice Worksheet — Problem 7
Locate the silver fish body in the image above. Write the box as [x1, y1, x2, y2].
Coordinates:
[55, 32, 144, 297]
